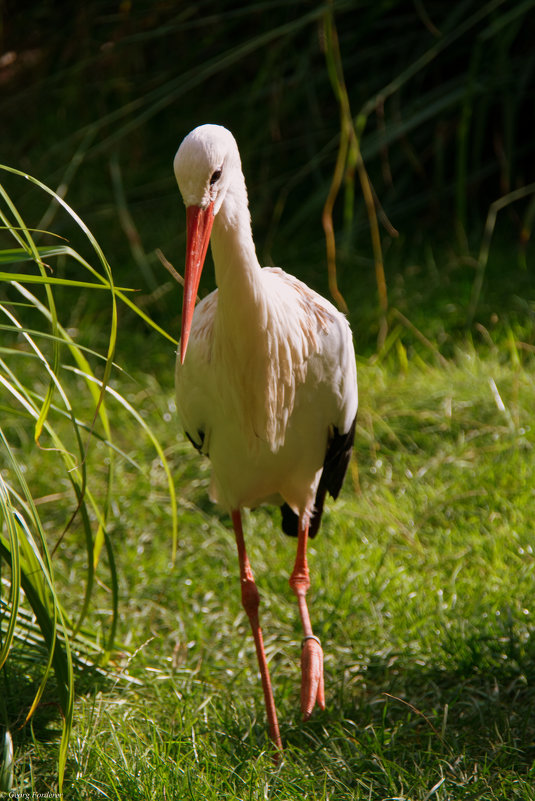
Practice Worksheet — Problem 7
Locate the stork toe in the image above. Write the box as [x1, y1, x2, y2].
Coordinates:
[300, 635, 325, 720]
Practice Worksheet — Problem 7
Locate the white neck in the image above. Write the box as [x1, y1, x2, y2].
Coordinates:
[210, 170, 261, 304]
[208, 173, 277, 451]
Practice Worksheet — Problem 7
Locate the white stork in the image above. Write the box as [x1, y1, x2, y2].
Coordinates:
[173, 124, 358, 754]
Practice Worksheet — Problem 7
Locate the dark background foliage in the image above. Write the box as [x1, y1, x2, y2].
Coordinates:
[1, 0, 534, 347]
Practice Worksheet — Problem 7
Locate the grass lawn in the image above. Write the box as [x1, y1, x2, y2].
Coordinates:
[4, 316, 535, 799]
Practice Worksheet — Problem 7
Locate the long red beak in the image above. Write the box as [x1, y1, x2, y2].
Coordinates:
[180, 203, 214, 364]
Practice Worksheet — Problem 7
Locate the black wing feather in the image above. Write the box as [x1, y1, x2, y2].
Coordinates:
[185, 429, 205, 452]
[280, 412, 357, 539]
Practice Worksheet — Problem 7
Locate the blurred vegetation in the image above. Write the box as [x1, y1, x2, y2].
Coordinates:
[0, 0, 534, 794]
[1, 0, 533, 349]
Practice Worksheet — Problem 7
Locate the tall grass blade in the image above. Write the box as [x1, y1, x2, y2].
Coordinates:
[0, 728, 13, 792]
[0, 166, 177, 790]
[323, 4, 389, 344]
[468, 182, 535, 322]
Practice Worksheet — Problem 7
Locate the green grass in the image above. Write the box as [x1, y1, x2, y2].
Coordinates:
[4, 325, 535, 799]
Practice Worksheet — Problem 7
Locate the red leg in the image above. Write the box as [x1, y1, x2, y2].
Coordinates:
[231, 509, 283, 755]
[288, 514, 325, 720]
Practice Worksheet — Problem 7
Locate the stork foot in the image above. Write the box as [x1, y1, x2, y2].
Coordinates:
[300, 635, 325, 720]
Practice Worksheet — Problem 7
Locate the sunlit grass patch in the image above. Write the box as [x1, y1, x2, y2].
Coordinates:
[3, 302, 533, 798]
[34, 337, 533, 800]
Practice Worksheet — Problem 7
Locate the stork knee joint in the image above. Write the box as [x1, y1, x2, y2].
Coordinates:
[241, 577, 260, 615]
[289, 571, 310, 597]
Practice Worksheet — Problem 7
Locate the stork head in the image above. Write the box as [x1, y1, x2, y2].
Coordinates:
[173, 124, 241, 363]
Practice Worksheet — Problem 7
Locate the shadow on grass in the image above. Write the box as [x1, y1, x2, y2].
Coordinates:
[1, 642, 114, 754]
[279, 627, 535, 791]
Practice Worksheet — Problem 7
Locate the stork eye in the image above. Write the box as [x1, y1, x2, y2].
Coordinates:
[210, 169, 222, 185]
